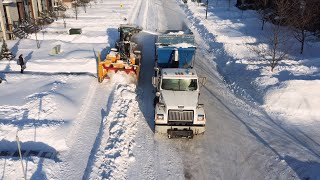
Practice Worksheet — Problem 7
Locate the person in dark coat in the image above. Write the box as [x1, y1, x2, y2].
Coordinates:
[18, 54, 25, 73]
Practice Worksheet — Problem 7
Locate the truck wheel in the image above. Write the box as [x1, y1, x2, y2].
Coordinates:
[135, 58, 140, 65]
[153, 97, 159, 107]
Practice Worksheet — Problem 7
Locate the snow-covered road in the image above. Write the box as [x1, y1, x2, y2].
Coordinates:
[1, 0, 319, 179]
[126, 0, 319, 179]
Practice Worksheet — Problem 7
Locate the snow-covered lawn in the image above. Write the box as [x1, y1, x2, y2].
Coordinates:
[0, 0, 140, 179]
[182, 0, 320, 126]
[0, 74, 92, 179]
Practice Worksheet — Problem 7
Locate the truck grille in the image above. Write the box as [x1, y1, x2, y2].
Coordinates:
[168, 110, 194, 121]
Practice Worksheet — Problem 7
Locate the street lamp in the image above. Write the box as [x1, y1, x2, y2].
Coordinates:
[35, 32, 40, 48]
[205, 0, 208, 19]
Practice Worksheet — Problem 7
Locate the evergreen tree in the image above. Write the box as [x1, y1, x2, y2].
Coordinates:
[0, 39, 15, 60]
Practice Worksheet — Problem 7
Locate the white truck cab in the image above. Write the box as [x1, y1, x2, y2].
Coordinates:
[152, 68, 206, 138]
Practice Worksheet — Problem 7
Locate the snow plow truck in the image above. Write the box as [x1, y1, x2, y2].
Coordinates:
[97, 24, 142, 82]
[152, 31, 207, 139]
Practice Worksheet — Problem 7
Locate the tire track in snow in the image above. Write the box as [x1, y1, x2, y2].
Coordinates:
[129, 0, 143, 25]
[87, 84, 139, 180]
[54, 79, 113, 180]
[142, 0, 149, 29]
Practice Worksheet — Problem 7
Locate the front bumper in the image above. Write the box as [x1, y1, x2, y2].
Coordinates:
[155, 124, 205, 137]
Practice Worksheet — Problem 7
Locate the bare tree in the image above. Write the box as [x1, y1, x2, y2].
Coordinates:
[256, 0, 270, 30]
[250, 28, 291, 71]
[289, 0, 318, 54]
[249, 0, 294, 72]
[228, 0, 231, 10]
[236, 0, 242, 7]
[62, 14, 67, 28]
[72, 0, 80, 20]
[79, 0, 90, 13]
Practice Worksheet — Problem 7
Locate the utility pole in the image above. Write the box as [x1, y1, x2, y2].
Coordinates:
[205, 0, 208, 19]
[16, 135, 27, 180]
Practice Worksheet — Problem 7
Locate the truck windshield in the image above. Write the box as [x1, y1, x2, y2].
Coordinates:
[161, 79, 197, 91]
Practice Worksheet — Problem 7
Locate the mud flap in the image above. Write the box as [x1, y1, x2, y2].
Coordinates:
[167, 129, 193, 139]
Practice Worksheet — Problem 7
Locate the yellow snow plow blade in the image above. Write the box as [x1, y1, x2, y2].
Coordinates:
[97, 24, 142, 83]
[97, 51, 140, 83]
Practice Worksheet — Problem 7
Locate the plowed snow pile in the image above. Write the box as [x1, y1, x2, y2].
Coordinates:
[87, 83, 139, 179]
[264, 80, 320, 125]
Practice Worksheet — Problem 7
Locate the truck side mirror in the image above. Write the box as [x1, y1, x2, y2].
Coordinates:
[199, 77, 207, 87]
[154, 67, 160, 76]
[154, 67, 159, 72]
[152, 77, 158, 88]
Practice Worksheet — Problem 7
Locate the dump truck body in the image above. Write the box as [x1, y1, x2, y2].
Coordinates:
[155, 33, 195, 68]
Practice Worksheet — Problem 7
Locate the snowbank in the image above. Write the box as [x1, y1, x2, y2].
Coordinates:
[264, 80, 320, 125]
[88, 83, 139, 179]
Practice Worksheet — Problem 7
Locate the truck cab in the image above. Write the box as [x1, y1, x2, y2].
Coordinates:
[153, 68, 206, 138]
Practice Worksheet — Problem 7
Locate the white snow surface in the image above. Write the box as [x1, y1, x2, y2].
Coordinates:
[184, 0, 320, 125]
[169, 42, 195, 48]
[0, 0, 320, 179]
[168, 31, 185, 35]
[87, 84, 139, 180]
[264, 80, 320, 124]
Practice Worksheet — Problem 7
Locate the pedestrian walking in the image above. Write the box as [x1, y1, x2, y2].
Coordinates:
[18, 54, 25, 73]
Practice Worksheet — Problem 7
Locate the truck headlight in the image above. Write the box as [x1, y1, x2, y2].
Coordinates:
[156, 114, 164, 120]
[197, 115, 205, 121]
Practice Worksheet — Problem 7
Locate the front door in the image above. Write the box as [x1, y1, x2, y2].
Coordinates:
[17, 2, 25, 21]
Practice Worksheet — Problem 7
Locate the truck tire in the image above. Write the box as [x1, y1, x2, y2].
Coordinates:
[135, 58, 140, 65]
[153, 97, 159, 107]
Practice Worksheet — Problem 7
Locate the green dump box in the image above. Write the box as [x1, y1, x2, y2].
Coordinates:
[69, 28, 82, 35]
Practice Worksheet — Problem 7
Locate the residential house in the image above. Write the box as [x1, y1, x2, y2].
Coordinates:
[0, 0, 55, 40]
